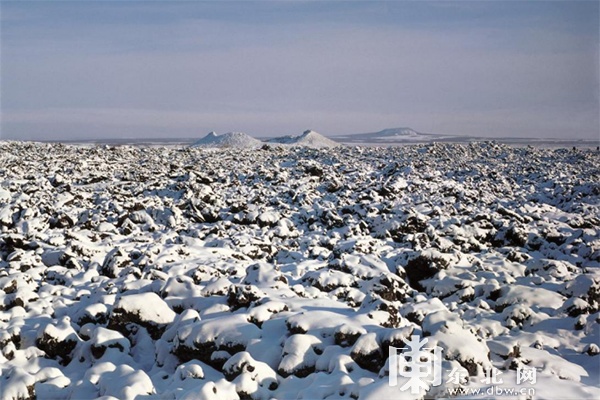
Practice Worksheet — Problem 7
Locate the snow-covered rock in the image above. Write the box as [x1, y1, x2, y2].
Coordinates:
[109, 292, 176, 339]
[0, 140, 598, 399]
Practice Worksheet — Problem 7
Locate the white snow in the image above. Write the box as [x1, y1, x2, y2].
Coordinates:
[97, 364, 154, 399]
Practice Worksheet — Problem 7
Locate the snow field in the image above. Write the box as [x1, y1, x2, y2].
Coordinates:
[0, 141, 598, 399]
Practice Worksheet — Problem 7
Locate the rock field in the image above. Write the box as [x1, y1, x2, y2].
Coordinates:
[0, 141, 598, 399]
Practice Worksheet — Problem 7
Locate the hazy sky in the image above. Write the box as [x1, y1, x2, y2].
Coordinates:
[1, 1, 598, 140]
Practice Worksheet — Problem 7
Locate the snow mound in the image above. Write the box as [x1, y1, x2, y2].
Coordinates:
[267, 130, 341, 148]
[191, 131, 262, 149]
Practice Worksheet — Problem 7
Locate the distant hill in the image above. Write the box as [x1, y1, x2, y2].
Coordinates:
[370, 127, 420, 137]
[267, 130, 341, 148]
[191, 132, 262, 148]
[332, 127, 462, 144]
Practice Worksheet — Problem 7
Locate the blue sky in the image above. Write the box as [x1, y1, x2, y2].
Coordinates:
[1, 1, 598, 140]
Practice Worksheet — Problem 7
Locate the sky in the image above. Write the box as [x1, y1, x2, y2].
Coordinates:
[0, 1, 598, 141]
